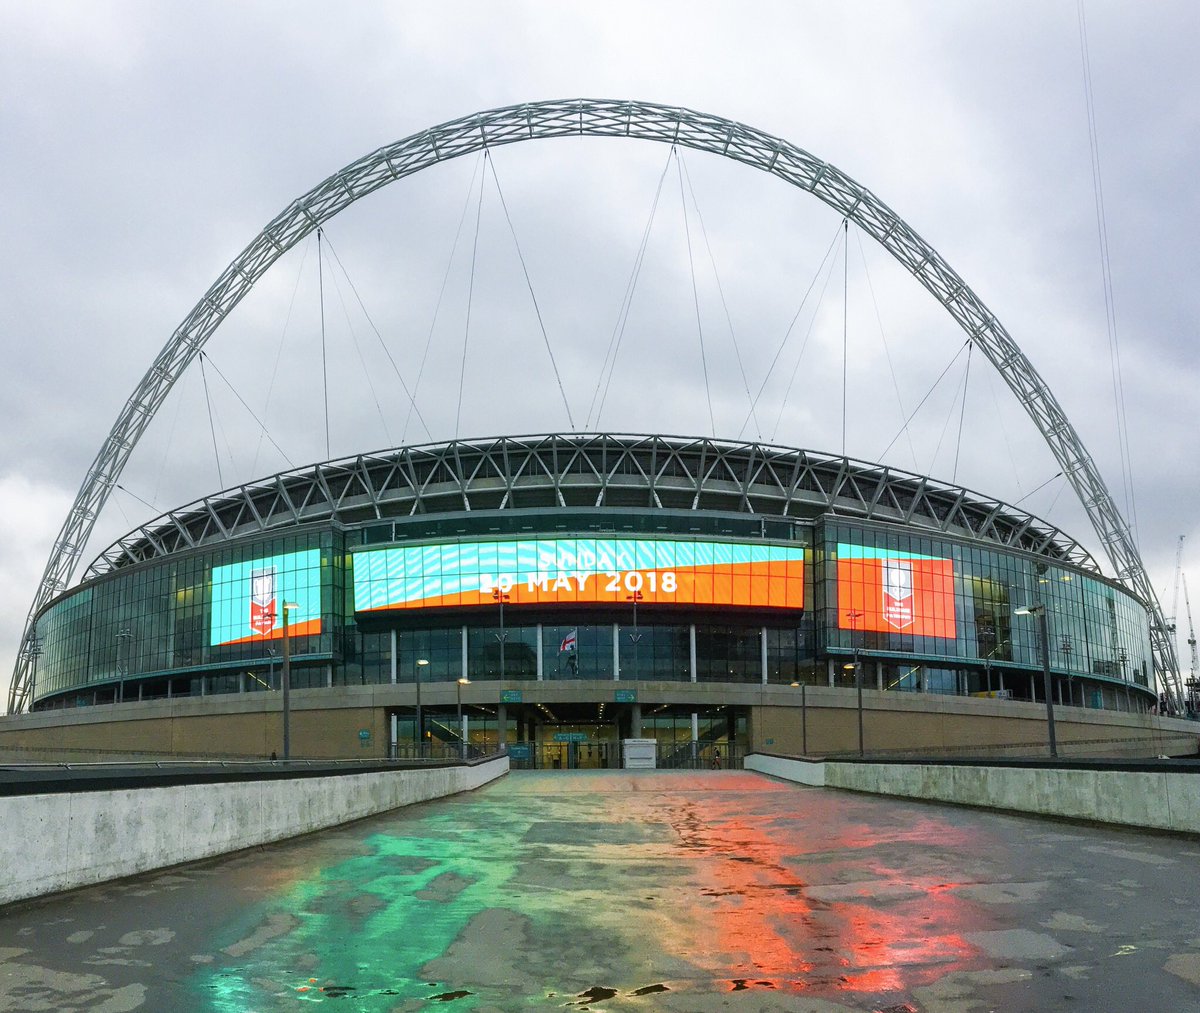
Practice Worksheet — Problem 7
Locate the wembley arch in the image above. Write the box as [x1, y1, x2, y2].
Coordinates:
[7, 98, 1180, 713]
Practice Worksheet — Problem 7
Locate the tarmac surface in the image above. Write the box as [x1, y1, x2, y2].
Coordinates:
[1, 769, 1199, 1011]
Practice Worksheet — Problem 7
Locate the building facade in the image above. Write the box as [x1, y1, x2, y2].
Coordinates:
[27, 435, 1157, 762]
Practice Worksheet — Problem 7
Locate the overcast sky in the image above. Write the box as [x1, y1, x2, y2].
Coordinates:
[2, 1, 1197, 710]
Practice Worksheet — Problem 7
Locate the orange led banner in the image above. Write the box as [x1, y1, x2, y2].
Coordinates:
[353, 537, 805, 612]
[836, 544, 956, 639]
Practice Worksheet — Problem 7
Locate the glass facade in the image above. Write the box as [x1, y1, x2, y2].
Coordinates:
[30, 513, 1156, 713]
[820, 522, 1153, 693]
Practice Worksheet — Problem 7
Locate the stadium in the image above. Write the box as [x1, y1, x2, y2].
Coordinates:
[10, 432, 1169, 766]
[2, 101, 1192, 764]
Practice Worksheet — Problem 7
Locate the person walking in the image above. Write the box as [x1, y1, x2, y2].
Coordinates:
[711, 747, 721, 770]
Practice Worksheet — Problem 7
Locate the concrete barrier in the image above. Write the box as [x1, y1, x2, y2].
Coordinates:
[1, 756, 508, 907]
[746, 753, 1200, 836]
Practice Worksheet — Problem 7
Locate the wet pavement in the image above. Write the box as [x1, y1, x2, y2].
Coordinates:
[1, 769, 1199, 1011]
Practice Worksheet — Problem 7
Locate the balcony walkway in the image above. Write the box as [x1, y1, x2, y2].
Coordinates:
[2, 769, 1197, 1010]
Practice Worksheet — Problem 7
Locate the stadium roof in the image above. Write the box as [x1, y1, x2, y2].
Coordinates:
[85, 433, 1099, 580]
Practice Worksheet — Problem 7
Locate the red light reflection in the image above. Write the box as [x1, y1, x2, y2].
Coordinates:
[671, 776, 990, 997]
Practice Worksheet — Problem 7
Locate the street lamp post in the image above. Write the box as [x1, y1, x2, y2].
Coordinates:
[1015, 604, 1058, 758]
[492, 589, 509, 681]
[845, 610, 864, 757]
[115, 628, 133, 704]
[1061, 636, 1074, 707]
[415, 658, 430, 757]
[27, 637, 43, 712]
[456, 676, 471, 759]
[280, 602, 298, 760]
[626, 591, 644, 681]
[790, 679, 807, 755]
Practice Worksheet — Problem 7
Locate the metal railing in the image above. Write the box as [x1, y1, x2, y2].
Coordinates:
[502, 740, 742, 770]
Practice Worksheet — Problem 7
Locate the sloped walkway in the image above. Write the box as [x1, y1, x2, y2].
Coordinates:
[2, 769, 1197, 1010]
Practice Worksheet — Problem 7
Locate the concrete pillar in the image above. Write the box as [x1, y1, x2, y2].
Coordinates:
[876, 660, 883, 691]
[389, 712, 397, 759]
[612, 623, 620, 680]
[689, 624, 698, 682]
[390, 629, 397, 684]
[827, 658, 835, 687]
[631, 703, 642, 737]
[461, 626, 469, 679]
[760, 627, 768, 684]
[497, 703, 507, 752]
[691, 711, 699, 766]
[536, 624, 544, 680]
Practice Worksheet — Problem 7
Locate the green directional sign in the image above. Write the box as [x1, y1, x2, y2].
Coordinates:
[500, 689, 523, 704]
[614, 689, 637, 703]
[553, 732, 588, 743]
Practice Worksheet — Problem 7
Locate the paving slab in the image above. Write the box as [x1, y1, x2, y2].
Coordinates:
[1, 769, 1198, 1011]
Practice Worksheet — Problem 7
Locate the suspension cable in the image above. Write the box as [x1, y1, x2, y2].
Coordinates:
[590, 148, 674, 429]
[841, 218, 849, 456]
[678, 153, 760, 439]
[769, 234, 843, 442]
[485, 155, 575, 430]
[198, 352, 223, 489]
[1014, 470, 1065, 507]
[115, 483, 159, 512]
[199, 353, 295, 469]
[1078, 0, 1138, 541]
[455, 152, 487, 439]
[876, 339, 971, 461]
[928, 341, 971, 479]
[251, 234, 311, 476]
[983, 354, 1025, 499]
[951, 342, 973, 483]
[321, 234, 433, 442]
[322, 253, 393, 447]
[402, 154, 483, 444]
[152, 366, 188, 505]
[738, 219, 844, 440]
[674, 149, 715, 435]
[317, 227, 330, 458]
[855, 229, 918, 469]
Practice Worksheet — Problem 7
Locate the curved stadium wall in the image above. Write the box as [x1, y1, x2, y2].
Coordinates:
[28, 435, 1156, 740]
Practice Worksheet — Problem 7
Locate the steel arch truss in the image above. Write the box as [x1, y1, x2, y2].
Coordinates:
[9, 98, 1178, 712]
[83, 433, 1097, 578]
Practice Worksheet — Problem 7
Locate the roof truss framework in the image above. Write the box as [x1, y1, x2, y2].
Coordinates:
[10, 99, 1177, 712]
[83, 433, 1096, 578]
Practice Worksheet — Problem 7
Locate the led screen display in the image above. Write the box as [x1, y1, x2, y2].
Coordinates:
[210, 549, 322, 646]
[836, 543, 956, 638]
[353, 537, 805, 613]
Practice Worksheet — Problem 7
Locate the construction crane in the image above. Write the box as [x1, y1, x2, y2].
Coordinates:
[1183, 574, 1199, 715]
[1168, 535, 1186, 633]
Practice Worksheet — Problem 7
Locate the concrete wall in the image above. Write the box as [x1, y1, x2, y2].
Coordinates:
[1, 681, 1194, 762]
[746, 753, 1200, 836]
[750, 685, 1199, 760]
[1, 756, 508, 907]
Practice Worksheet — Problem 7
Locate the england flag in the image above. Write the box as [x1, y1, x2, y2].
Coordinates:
[559, 628, 577, 653]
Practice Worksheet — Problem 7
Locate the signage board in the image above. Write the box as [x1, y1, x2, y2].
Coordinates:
[210, 548, 322, 647]
[500, 689, 523, 704]
[836, 543, 956, 639]
[614, 689, 637, 703]
[553, 732, 589, 743]
[507, 744, 531, 760]
[353, 536, 805, 613]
